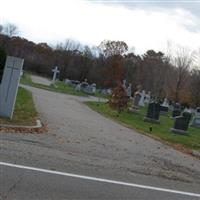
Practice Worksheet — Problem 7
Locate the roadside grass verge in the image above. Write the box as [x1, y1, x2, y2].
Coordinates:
[86, 101, 200, 151]
[21, 73, 108, 98]
[0, 87, 38, 125]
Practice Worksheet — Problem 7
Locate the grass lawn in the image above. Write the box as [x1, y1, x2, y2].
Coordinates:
[21, 73, 108, 98]
[86, 101, 200, 151]
[0, 87, 38, 125]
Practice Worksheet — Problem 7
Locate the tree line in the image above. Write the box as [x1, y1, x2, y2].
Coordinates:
[0, 23, 200, 106]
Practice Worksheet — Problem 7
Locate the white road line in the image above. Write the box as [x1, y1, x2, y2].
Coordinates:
[1, 161, 200, 198]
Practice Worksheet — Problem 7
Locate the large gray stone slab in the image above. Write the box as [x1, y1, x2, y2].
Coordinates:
[0, 56, 24, 119]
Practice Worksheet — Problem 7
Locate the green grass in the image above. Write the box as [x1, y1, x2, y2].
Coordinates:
[21, 73, 109, 98]
[86, 101, 200, 150]
[0, 87, 38, 125]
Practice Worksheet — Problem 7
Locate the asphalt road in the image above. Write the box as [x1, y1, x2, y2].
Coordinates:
[1, 163, 200, 200]
[0, 83, 200, 199]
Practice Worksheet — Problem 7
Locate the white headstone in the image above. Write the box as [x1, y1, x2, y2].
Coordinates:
[0, 56, 24, 119]
[75, 83, 81, 91]
[144, 91, 151, 104]
[52, 66, 60, 83]
[162, 98, 169, 107]
[139, 90, 145, 107]
[127, 83, 132, 97]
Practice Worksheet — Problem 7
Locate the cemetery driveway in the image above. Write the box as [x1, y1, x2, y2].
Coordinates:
[31, 75, 51, 86]
[1, 85, 200, 199]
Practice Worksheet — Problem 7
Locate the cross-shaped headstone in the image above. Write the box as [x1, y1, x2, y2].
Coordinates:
[0, 56, 24, 119]
[52, 66, 60, 83]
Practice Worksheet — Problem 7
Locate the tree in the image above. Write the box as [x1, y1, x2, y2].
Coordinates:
[190, 69, 200, 106]
[4, 23, 19, 37]
[99, 40, 128, 57]
[168, 47, 193, 102]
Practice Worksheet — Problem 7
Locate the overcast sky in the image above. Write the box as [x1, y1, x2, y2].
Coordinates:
[0, 0, 200, 54]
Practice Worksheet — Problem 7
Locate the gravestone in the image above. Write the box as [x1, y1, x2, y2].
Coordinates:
[172, 103, 181, 118]
[182, 111, 192, 124]
[191, 107, 200, 128]
[160, 98, 169, 114]
[171, 112, 191, 134]
[144, 91, 151, 104]
[144, 101, 160, 123]
[128, 90, 141, 113]
[91, 83, 96, 94]
[0, 56, 24, 119]
[139, 90, 145, 107]
[52, 66, 60, 83]
[126, 83, 132, 97]
[75, 83, 81, 91]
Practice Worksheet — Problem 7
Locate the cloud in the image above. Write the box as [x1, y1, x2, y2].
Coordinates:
[0, 0, 200, 54]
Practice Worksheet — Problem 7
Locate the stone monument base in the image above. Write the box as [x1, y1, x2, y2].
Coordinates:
[170, 128, 188, 135]
[144, 117, 160, 124]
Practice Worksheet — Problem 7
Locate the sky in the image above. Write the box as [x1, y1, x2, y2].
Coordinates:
[0, 0, 200, 54]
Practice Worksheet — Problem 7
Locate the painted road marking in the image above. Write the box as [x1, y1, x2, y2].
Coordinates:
[1, 161, 200, 198]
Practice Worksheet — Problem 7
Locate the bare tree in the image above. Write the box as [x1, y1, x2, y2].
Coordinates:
[168, 47, 194, 102]
[4, 23, 19, 37]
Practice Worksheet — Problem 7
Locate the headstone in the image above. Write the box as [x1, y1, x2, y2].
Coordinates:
[0, 56, 24, 119]
[160, 98, 169, 114]
[91, 83, 96, 94]
[75, 83, 81, 91]
[191, 107, 200, 128]
[144, 91, 151, 104]
[64, 79, 71, 85]
[139, 90, 145, 107]
[126, 83, 132, 97]
[52, 66, 60, 83]
[144, 101, 160, 123]
[128, 90, 141, 113]
[172, 103, 181, 118]
[182, 111, 192, 124]
[171, 112, 191, 134]
[80, 81, 89, 91]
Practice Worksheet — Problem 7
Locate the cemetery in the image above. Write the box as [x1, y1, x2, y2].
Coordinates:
[86, 87, 200, 151]
[0, 54, 199, 151]
[21, 72, 110, 98]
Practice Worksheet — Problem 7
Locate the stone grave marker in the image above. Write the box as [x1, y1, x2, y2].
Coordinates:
[128, 90, 141, 113]
[126, 83, 132, 97]
[172, 103, 181, 118]
[52, 66, 60, 83]
[139, 90, 145, 107]
[160, 98, 169, 114]
[191, 107, 200, 128]
[144, 91, 151, 104]
[144, 101, 160, 123]
[171, 112, 192, 134]
[0, 56, 24, 119]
